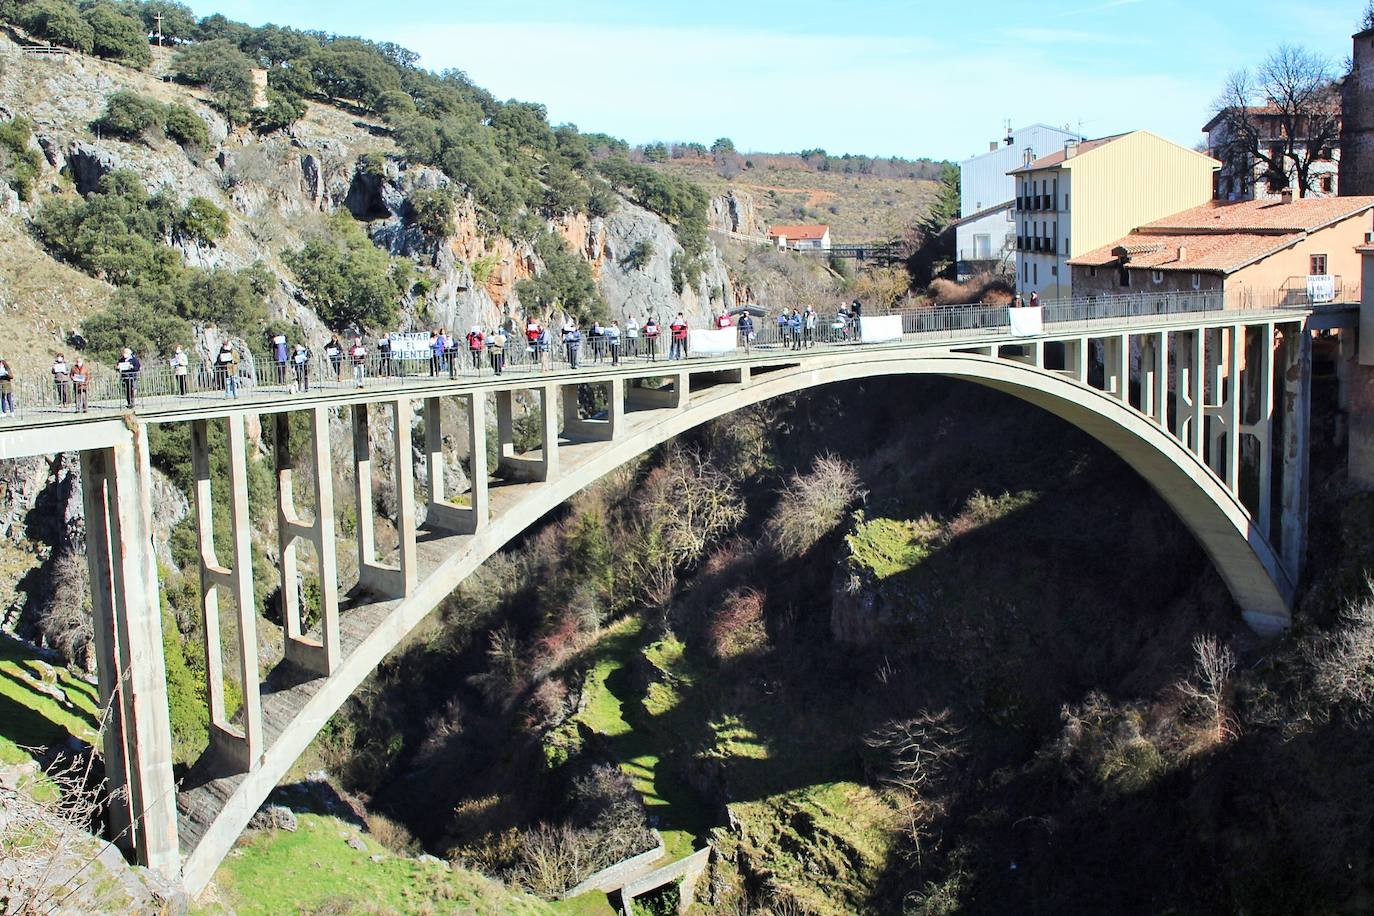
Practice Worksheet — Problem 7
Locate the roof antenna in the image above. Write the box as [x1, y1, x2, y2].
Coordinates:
[1004, 117, 1013, 146]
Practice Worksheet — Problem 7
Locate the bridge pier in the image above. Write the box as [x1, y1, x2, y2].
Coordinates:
[496, 386, 559, 481]
[352, 401, 417, 598]
[276, 408, 340, 676]
[1244, 322, 1277, 541]
[625, 373, 689, 410]
[424, 394, 489, 534]
[191, 416, 263, 772]
[1140, 331, 1169, 428]
[561, 378, 624, 441]
[80, 432, 180, 877]
[1279, 324, 1311, 585]
[1175, 329, 1205, 454]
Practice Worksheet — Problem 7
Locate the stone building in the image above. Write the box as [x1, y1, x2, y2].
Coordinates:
[1343, 26, 1374, 196]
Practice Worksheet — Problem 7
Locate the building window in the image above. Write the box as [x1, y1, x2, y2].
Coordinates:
[1191, 273, 1201, 290]
[1152, 270, 1164, 284]
[1319, 175, 1334, 193]
[1090, 267, 1098, 278]
[1051, 265, 1058, 276]
[1033, 263, 1038, 284]
[1310, 254, 1328, 276]
[1118, 267, 1131, 287]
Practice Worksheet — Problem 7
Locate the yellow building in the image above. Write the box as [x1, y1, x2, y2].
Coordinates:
[1008, 131, 1220, 299]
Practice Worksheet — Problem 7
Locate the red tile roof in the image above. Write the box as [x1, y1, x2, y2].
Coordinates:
[768, 224, 829, 240]
[1069, 197, 1374, 274]
[1142, 196, 1374, 234]
[1068, 232, 1306, 273]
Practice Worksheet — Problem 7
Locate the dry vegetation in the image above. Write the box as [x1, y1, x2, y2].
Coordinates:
[651, 156, 937, 242]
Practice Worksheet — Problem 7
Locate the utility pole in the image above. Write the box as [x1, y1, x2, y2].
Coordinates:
[153, 12, 163, 46]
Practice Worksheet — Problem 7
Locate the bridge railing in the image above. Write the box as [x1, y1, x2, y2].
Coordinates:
[0, 289, 1339, 424]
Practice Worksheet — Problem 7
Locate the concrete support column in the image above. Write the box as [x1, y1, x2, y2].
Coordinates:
[560, 378, 624, 442]
[1141, 331, 1168, 427]
[1221, 325, 1242, 490]
[466, 393, 488, 530]
[1175, 329, 1204, 454]
[1336, 328, 1356, 446]
[277, 408, 339, 676]
[1069, 337, 1089, 384]
[79, 449, 134, 853]
[353, 403, 409, 597]
[626, 373, 688, 410]
[1244, 322, 1277, 538]
[1279, 323, 1311, 584]
[100, 432, 180, 876]
[494, 387, 556, 482]
[539, 385, 559, 480]
[425, 394, 487, 534]
[191, 416, 262, 772]
[392, 397, 417, 595]
[1106, 333, 1128, 400]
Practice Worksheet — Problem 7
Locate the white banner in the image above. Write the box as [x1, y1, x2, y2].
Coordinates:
[1307, 274, 1335, 303]
[688, 328, 738, 356]
[1009, 306, 1044, 338]
[859, 315, 904, 343]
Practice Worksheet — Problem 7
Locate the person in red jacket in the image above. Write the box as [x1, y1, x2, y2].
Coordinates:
[669, 312, 688, 360]
[466, 326, 486, 371]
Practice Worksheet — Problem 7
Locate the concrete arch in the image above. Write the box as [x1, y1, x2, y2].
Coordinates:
[178, 350, 1292, 891]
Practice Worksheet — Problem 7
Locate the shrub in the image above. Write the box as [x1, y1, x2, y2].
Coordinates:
[286, 213, 411, 330]
[82, 3, 151, 67]
[708, 588, 768, 661]
[408, 187, 453, 236]
[252, 88, 306, 132]
[622, 239, 654, 271]
[81, 299, 191, 360]
[1307, 590, 1374, 711]
[515, 230, 605, 323]
[163, 103, 209, 149]
[176, 196, 229, 243]
[20, 0, 95, 54]
[0, 116, 43, 201]
[93, 90, 165, 141]
[171, 39, 257, 125]
[765, 455, 861, 560]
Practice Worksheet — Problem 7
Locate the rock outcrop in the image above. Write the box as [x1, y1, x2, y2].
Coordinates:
[707, 190, 764, 237]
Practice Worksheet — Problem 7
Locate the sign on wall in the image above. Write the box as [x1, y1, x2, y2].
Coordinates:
[1306, 274, 1336, 303]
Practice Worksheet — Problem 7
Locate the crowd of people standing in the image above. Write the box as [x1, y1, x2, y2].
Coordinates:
[0, 301, 879, 419]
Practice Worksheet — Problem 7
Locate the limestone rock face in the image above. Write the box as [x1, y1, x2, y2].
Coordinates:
[597, 199, 735, 327]
[65, 140, 124, 195]
[708, 190, 764, 237]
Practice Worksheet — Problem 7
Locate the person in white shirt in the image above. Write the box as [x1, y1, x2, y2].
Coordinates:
[350, 337, 367, 388]
[170, 345, 190, 395]
[624, 316, 640, 358]
[50, 354, 70, 405]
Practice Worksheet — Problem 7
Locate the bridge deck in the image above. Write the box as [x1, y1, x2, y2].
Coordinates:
[0, 302, 1325, 451]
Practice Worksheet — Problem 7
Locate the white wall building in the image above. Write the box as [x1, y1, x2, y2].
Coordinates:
[956, 124, 1081, 278]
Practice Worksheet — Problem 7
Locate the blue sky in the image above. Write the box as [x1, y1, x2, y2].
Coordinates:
[186, 0, 1365, 161]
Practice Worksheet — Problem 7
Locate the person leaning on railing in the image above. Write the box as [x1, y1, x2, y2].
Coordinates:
[50, 353, 70, 406]
[117, 347, 141, 409]
[70, 356, 89, 413]
[350, 336, 367, 388]
[292, 342, 311, 392]
[170, 345, 190, 395]
[0, 356, 14, 417]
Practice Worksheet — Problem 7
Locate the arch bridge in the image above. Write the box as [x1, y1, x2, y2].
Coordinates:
[0, 294, 1342, 892]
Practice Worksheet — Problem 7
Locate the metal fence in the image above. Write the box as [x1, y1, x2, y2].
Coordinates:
[0, 288, 1345, 425]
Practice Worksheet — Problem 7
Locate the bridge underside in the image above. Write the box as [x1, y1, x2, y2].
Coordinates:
[48, 314, 1311, 892]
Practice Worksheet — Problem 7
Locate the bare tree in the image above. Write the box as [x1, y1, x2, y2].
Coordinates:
[1176, 634, 1238, 743]
[1213, 45, 1341, 197]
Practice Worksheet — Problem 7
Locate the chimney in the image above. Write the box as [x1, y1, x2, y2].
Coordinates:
[989, 141, 998, 152]
[1023, 147, 1035, 167]
[1280, 189, 1294, 204]
[1064, 139, 1080, 159]
[1177, 246, 1188, 262]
